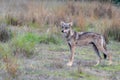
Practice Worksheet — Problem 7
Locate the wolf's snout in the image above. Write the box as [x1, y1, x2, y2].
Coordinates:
[61, 30, 64, 33]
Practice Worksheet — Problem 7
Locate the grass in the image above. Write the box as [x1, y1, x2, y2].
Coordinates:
[11, 32, 63, 57]
[49, 44, 68, 51]
[1, 0, 120, 41]
[39, 33, 63, 45]
[0, 0, 120, 80]
[5, 15, 19, 26]
[104, 24, 120, 41]
[28, 22, 40, 28]
[0, 43, 12, 59]
[11, 32, 40, 57]
[94, 65, 120, 72]
[0, 37, 119, 80]
[46, 67, 101, 80]
[0, 43, 18, 79]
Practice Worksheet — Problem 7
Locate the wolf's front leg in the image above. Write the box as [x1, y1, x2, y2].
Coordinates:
[67, 43, 76, 66]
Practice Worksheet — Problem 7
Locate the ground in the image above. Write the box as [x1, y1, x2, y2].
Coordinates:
[0, 0, 120, 80]
[0, 39, 119, 80]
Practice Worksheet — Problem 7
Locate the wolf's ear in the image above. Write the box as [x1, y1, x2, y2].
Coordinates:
[60, 21, 65, 26]
[68, 22, 73, 27]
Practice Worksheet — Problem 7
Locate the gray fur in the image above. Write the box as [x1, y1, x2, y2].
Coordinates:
[60, 21, 112, 66]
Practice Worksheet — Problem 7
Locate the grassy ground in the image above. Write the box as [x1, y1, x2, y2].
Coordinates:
[0, 33, 119, 80]
[0, 0, 120, 80]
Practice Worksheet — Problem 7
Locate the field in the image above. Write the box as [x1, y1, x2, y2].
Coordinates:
[0, 0, 120, 80]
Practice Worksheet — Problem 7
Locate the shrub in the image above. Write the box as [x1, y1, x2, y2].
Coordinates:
[0, 24, 12, 42]
[11, 32, 40, 57]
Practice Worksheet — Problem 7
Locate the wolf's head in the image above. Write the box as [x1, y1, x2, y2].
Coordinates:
[60, 21, 73, 36]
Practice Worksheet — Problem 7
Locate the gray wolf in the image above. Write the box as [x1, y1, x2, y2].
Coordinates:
[60, 21, 112, 66]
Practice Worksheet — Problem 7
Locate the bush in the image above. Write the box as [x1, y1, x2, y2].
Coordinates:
[11, 32, 40, 57]
[0, 24, 12, 42]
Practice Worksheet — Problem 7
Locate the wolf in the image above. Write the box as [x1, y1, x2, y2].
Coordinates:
[60, 21, 112, 66]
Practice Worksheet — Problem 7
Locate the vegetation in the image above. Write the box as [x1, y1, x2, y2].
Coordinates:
[0, 24, 12, 42]
[0, 0, 119, 80]
[11, 32, 39, 57]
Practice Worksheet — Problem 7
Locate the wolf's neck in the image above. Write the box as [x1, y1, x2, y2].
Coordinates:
[66, 30, 76, 40]
[70, 29, 74, 36]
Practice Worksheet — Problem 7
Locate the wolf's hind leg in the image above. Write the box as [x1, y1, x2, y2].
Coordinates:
[97, 46, 112, 65]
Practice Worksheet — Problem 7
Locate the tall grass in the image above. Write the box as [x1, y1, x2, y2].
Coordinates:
[0, 1, 120, 41]
[104, 19, 120, 41]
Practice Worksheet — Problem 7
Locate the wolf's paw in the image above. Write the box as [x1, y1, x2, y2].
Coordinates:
[67, 62, 73, 66]
[94, 61, 100, 66]
[108, 61, 112, 65]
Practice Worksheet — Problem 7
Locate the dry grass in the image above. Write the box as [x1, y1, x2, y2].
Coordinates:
[0, 1, 120, 80]
[3, 55, 18, 78]
[2, 1, 119, 42]
[2, 1, 119, 28]
[104, 18, 120, 41]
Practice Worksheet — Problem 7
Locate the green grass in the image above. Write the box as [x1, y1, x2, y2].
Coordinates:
[48, 68, 101, 80]
[49, 43, 68, 51]
[94, 64, 120, 72]
[11, 32, 40, 57]
[0, 43, 12, 59]
[39, 34, 63, 45]
[11, 32, 63, 57]
[28, 22, 40, 28]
